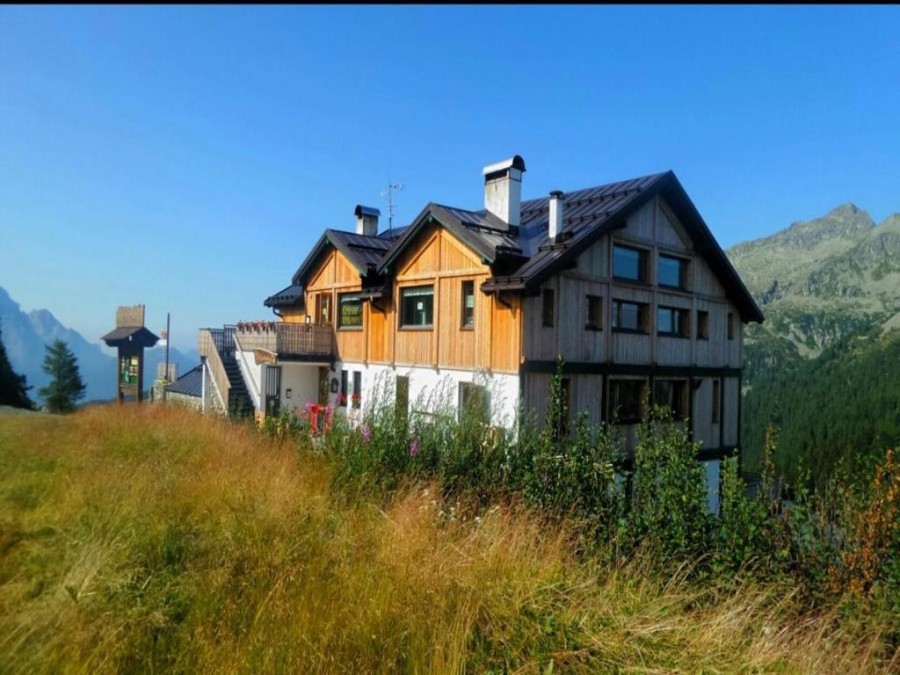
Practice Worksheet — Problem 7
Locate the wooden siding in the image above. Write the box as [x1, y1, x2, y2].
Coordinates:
[524, 195, 746, 371]
[521, 194, 746, 455]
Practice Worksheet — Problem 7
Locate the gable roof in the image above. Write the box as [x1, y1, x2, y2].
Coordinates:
[264, 283, 304, 309]
[265, 170, 763, 324]
[100, 326, 160, 348]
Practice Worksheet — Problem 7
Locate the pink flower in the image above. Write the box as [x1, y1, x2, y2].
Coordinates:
[362, 425, 371, 444]
[410, 439, 419, 457]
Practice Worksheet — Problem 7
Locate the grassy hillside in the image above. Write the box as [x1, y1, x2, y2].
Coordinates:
[1, 405, 897, 673]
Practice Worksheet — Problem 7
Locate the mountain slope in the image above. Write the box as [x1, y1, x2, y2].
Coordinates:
[726, 204, 900, 483]
[0, 286, 198, 404]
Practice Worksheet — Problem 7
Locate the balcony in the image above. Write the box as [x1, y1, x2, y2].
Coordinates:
[233, 321, 335, 362]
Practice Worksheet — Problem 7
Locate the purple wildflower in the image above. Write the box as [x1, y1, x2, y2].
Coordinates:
[409, 439, 419, 457]
[362, 425, 371, 445]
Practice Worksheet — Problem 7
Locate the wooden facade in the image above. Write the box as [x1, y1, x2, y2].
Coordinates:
[520, 197, 744, 456]
[284, 225, 522, 375]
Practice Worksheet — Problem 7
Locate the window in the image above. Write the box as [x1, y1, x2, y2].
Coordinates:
[586, 295, 602, 331]
[352, 371, 362, 409]
[461, 280, 475, 328]
[612, 300, 647, 333]
[338, 293, 363, 329]
[608, 379, 647, 424]
[657, 306, 690, 337]
[727, 312, 735, 340]
[697, 311, 710, 340]
[459, 382, 490, 424]
[658, 254, 688, 289]
[613, 245, 648, 282]
[653, 379, 688, 419]
[339, 370, 348, 408]
[396, 376, 409, 425]
[399, 286, 434, 328]
[315, 293, 332, 326]
[712, 379, 721, 423]
[542, 288, 554, 327]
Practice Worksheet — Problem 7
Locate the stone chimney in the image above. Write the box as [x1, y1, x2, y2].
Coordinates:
[548, 191, 564, 241]
[354, 205, 380, 236]
[483, 155, 526, 230]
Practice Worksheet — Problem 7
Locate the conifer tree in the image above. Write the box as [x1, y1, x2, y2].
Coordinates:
[38, 339, 86, 413]
[0, 320, 33, 409]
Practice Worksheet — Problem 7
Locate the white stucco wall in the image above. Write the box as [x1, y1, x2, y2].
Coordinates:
[277, 363, 321, 414]
[322, 362, 521, 429]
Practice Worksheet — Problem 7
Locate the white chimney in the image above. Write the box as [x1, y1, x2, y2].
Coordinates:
[483, 155, 526, 230]
[354, 205, 380, 236]
[548, 190, 564, 241]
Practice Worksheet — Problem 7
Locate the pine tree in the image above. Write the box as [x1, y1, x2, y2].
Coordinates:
[0, 320, 33, 409]
[38, 339, 86, 413]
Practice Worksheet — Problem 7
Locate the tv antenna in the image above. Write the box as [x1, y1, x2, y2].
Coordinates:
[381, 181, 404, 232]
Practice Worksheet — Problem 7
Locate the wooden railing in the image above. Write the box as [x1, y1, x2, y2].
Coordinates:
[234, 321, 334, 359]
[198, 328, 230, 409]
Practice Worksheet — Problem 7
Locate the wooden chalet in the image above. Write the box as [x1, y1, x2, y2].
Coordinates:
[199, 156, 763, 511]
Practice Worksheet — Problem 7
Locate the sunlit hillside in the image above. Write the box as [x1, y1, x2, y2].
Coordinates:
[0, 405, 895, 673]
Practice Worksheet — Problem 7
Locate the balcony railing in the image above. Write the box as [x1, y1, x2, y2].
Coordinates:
[233, 321, 334, 360]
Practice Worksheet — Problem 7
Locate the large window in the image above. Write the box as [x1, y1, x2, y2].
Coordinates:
[542, 288, 554, 327]
[658, 254, 688, 289]
[653, 379, 688, 419]
[461, 280, 475, 328]
[613, 245, 648, 282]
[586, 295, 602, 331]
[608, 378, 647, 424]
[459, 382, 490, 424]
[657, 306, 690, 337]
[338, 293, 363, 329]
[399, 286, 434, 328]
[612, 300, 647, 333]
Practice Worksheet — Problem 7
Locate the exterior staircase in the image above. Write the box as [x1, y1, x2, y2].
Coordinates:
[204, 327, 254, 419]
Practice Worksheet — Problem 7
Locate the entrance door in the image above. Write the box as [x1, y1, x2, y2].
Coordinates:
[265, 365, 282, 416]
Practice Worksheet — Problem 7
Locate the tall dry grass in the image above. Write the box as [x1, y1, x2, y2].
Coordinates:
[0, 404, 896, 673]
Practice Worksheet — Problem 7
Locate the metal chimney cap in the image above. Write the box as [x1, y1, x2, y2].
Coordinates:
[354, 205, 381, 218]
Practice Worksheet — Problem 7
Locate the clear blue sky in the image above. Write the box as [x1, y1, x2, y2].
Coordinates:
[1, 6, 898, 351]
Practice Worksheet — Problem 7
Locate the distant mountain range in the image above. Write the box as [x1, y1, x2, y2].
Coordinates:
[728, 203, 900, 364]
[726, 204, 900, 484]
[0, 285, 199, 404]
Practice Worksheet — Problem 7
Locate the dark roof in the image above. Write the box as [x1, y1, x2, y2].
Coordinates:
[166, 364, 202, 397]
[266, 170, 763, 324]
[100, 326, 160, 347]
[289, 229, 392, 286]
[264, 284, 304, 309]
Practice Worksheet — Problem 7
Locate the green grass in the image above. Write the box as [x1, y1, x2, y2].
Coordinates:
[0, 405, 896, 673]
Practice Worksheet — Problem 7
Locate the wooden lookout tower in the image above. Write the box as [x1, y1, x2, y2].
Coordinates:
[101, 305, 159, 403]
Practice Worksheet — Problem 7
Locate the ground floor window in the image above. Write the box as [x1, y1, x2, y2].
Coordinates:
[653, 379, 689, 419]
[352, 371, 362, 409]
[608, 378, 647, 424]
[340, 370, 348, 407]
[459, 381, 490, 424]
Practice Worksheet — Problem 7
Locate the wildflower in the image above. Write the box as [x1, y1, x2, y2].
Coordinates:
[410, 439, 419, 457]
[362, 425, 371, 445]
